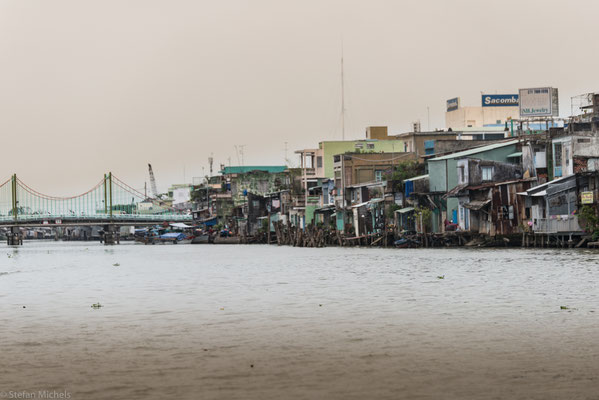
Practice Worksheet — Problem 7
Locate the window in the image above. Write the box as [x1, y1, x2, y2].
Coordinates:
[554, 143, 562, 165]
[458, 166, 465, 183]
[482, 166, 493, 181]
[366, 143, 375, 150]
[316, 156, 323, 168]
[354, 143, 364, 149]
[496, 120, 501, 124]
[375, 170, 383, 181]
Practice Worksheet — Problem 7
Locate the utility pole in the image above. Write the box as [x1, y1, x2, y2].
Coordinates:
[427, 106, 430, 131]
[234, 146, 241, 166]
[239, 145, 245, 166]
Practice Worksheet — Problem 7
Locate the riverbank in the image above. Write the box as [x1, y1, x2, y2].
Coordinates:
[238, 223, 595, 249]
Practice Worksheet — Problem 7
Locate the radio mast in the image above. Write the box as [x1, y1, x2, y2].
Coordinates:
[341, 45, 346, 140]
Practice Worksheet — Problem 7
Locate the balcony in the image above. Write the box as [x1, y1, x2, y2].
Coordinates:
[301, 168, 316, 176]
[533, 217, 582, 234]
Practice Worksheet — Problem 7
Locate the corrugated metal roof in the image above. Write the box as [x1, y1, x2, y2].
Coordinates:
[464, 199, 491, 210]
[404, 174, 429, 182]
[428, 140, 519, 161]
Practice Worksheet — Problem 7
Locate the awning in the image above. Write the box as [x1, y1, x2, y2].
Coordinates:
[444, 183, 468, 199]
[426, 195, 438, 210]
[395, 206, 415, 214]
[531, 190, 547, 197]
[170, 222, 192, 228]
[507, 152, 523, 158]
[199, 216, 218, 226]
[315, 205, 336, 213]
[463, 199, 491, 210]
[351, 201, 369, 209]
[369, 198, 385, 203]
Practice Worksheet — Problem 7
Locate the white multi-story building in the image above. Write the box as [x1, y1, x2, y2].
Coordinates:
[445, 94, 520, 130]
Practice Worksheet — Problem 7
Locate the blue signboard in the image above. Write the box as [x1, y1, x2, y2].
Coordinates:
[446, 97, 460, 112]
[482, 94, 519, 107]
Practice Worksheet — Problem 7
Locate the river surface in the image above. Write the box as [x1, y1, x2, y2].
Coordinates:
[1, 241, 598, 400]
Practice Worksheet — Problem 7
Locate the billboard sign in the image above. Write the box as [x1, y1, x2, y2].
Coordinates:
[481, 94, 519, 107]
[519, 87, 559, 117]
[582, 191, 594, 204]
[446, 97, 460, 112]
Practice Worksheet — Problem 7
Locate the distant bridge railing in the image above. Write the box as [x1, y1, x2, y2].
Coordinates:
[0, 213, 193, 223]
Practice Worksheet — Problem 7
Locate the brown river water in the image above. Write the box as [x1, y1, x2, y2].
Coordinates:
[1, 241, 598, 399]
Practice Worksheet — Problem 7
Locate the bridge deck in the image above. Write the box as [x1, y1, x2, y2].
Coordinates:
[0, 214, 194, 227]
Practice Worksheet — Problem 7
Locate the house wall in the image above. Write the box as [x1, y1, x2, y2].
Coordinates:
[336, 152, 416, 186]
[428, 143, 518, 225]
[393, 132, 458, 159]
[320, 140, 406, 178]
[434, 139, 498, 156]
[445, 106, 519, 129]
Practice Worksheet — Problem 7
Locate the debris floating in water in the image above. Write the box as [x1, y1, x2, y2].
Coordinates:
[91, 303, 103, 309]
[437, 275, 445, 280]
[113, 263, 120, 267]
[559, 305, 576, 310]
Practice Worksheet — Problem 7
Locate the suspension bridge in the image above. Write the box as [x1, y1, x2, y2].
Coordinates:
[0, 173, 193, 244]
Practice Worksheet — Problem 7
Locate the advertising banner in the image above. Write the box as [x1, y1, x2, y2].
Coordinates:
[446, 97, 460, 112]
[581, 191, 594, 205]
[519, 87, 559, 117]
[481, 94, 519, 107]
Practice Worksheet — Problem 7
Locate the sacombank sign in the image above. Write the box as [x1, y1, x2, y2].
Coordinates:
[481, 94, 519, 107]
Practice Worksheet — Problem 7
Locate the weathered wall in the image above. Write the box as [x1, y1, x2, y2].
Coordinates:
[435, 140, 497, 156]
[320, 140, 406, 178]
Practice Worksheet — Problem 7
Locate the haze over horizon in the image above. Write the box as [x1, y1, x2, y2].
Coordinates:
[1, 0, 597, 194]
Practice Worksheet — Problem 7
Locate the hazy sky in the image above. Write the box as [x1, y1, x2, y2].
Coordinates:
[1, 0, 597, 194]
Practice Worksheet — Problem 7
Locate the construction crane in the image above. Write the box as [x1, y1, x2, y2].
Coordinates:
[148, 163, 159, 198]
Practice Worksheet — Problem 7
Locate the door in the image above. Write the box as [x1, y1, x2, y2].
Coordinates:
[465, 209, 470, 230]
[452, 209, 458, 224]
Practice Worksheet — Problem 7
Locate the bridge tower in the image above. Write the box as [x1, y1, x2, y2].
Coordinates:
[101, 172, 120, 245]
[7, 174, 23, 245]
